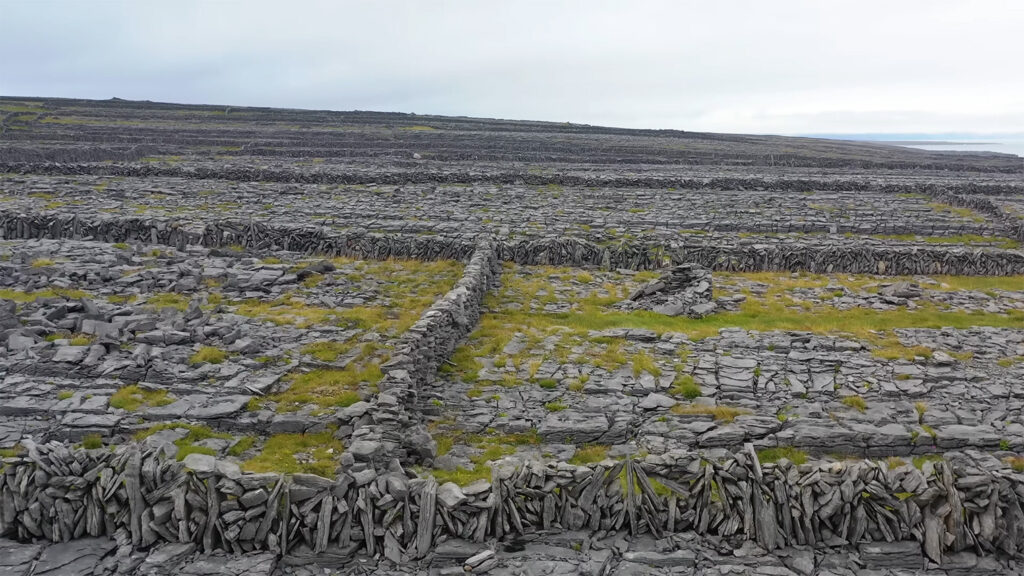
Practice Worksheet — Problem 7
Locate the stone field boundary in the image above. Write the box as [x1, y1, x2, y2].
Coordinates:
[3, 210, 1023, 276]
[2, 439, 1023, 567]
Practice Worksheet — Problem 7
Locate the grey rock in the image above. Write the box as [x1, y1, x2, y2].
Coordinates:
[182, 453, 217, 473]
[622, 549, 696, 567]
[638, 392, 676, 410]
[31, 538, 116, 576]
[52, 345, 89, 363]
[348, 439, 383, 461]
[138, 543, 196, 575]
[437, 482, 468, 508]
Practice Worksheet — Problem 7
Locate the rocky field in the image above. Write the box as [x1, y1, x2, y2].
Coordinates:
[1, 96, 1024, 575]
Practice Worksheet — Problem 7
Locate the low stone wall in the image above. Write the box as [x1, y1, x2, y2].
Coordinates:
[931, 190, 1024, 243]
[0, 211, 479, 262]
[3, 161, 1024, 189]
[667, 241, 1024, 276]
[3, 441, 1022, 566]
[496, 236, 1024, 276]
[0, 144, 162, 164]
[3, 210, 1023, 276]
[350, 239, 501, 464]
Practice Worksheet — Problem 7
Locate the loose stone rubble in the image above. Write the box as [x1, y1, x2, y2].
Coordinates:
[622, 263, 715, 318]
[1, 96, 1024, 574]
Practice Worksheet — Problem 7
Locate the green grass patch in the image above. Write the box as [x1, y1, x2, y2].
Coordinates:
[106, 294, 137, 305]
[569, 444, 610, 465]
[871, 341, 933, 361]
[301, 341, 356, 363]
[927, 202, 985, 222]
[1004, 456, 1024, 472]
[0, 445, 24, 458]
[914, 402, 928, 424]
[233, 296, 343, 328]
[227, 436, 257, 456]
[631, 350, 661, 378]
[474, 296, 1024, 343]
[998, 356, 1024, 368]
[146, 293, 191, 311]
[429, 465, 492, 485]
[671, 403, 749, 422]
[0, 287, 89, 302]
[81, 434, 103, 450]
[912, 454, 944, 470]
[757, 446, 808, 465]
[595, 340, 627, 371]
[272, 366, 378, 410]
[189, 346, 228, 365]
[840, 395, 867, 413]
[432, 429, 541, 462]
[0, 102, 43, 113]
[669, 374, 701, 399]
[69, 334, 94, 346]
[134, 422, 232, 461]
[537, 378, 558, 389]
[242, 430, 343, 477]
[109, 385, 174, 411]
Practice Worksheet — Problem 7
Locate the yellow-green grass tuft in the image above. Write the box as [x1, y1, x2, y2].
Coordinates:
[81, 434, 103, 450]
[670, 404, 749, 422]
[840, 395, 867, 413]
[757, 446, 808, 465]
[669, 374, 701, 399]
[109, 385, 174, 411]
[569, 444, 610, 465]
[189, 346, 228, 365]
[272, 367, 379, 410]
[146, 293, 191, 311]
[242, 431, 343, 477]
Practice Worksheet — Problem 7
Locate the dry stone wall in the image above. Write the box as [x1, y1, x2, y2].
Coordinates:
[350, 239, 501, 465]
[3, 440, 1023, 567]
[4, 211, 1021, 276]
[0, 211, 479, 262]
[3, 160, 1024, 187]
[931, 190, 1024, 243]
[495, 236, 1024, 276]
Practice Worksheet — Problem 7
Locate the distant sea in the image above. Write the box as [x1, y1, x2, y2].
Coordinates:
[897, 140, 1024, 157]
[803, 134, 1024, 158]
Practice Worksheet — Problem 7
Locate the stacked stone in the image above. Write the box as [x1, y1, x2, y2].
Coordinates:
[668, 241, 1024, 276]
[930, 189, 1024, 243]
[497, 236, 664, 270]
[496, 236, 1024, 276]
[622, 263, 715, 318]
[3, 210, 1023, 276]
[0, 143, 161, 164]
[3, 161, 1024, 191]
[347, 239, 502, 467]
[5, 440, 1024, 566]
[0, 211, 479, 263]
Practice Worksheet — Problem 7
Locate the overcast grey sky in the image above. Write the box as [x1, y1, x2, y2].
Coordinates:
[2, 0, 1023, 134]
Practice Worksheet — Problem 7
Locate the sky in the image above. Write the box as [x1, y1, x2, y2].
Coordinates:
[2, 0, 1023, 135]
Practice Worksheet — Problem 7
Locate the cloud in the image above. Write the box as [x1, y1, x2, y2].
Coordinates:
[1, 0, 1022, 134]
